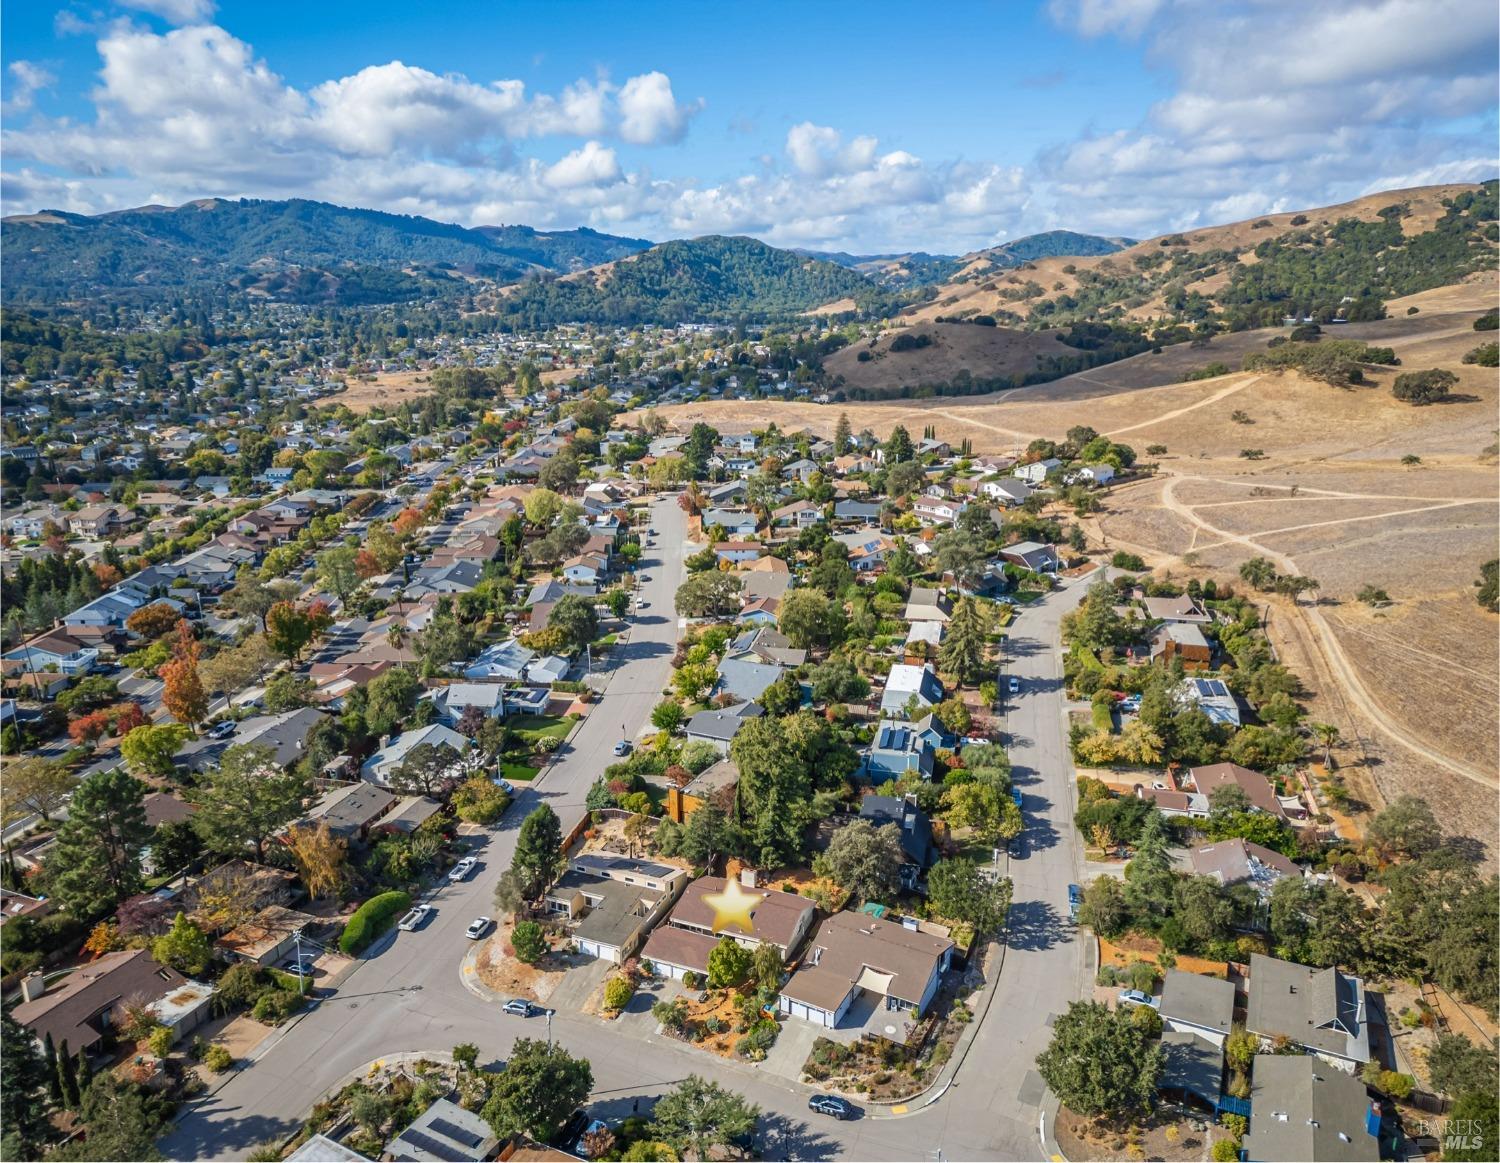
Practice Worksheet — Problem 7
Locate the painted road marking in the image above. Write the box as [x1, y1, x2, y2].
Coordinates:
[889, 1104, 908, 1115]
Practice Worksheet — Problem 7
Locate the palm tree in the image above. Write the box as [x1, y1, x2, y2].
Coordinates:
[1311, 722, 1341, 769]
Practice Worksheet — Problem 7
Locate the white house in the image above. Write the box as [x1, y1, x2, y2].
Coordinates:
[980, 478, 1034, 506]
[361, 724, 470, 785]
[422, 684, 506, 728]
[1064, 464, 1115, 486]
[463, 639, 536, 682]
[1013, 458, 1061, 485]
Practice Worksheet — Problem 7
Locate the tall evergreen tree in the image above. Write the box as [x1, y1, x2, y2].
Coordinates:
[939, 597, 988, 684]
[42, 1031, 62, 1105]
[57, 1040, 80, 1109]
[47, 768, 150, 918]
[2, 1012, 52, 1160]
[833, 413, 852, 454]
[510, 804, 563, 901]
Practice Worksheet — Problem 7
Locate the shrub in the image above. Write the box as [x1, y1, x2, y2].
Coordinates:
[682, 971, 703, 990]
[147, 1024, 175, 1058]
[511, 920, 546, 964]
[1211, 1138, 1240, 1161]
[1474, 309, 1498, 331]
[204, 1045, 234, 1073]
[736, 1020, 779, 1060]
[338, 890, 412, 954]
[603, 976, 634, 1012]
[1463, 342, 1499, 367]
[1110, 551, 1145, 571]
[252, 990, 297, 1024]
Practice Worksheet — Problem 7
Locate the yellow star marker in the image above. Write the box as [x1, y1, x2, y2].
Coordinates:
[702, 877, 759, 935]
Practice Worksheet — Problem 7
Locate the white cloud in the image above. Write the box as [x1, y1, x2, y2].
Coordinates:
[545, 142, 622, 188]
[3, 61, 56, 114]
[1048, 0, 1164, 38]
[786, 123, 879, 178]
[618, 72, 698, 145]
[115, 0, 217, 24]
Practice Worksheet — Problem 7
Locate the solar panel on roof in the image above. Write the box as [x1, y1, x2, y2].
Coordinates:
[428, 1119, 483, 1149]
[394, 1129, 471, 1162]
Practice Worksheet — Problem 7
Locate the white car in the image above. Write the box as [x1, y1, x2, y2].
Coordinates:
[466, 917, 493, 940]
[397, 904, 433, 932]
[1007, 677, 1020, 695]
[448, 856, 477, 883]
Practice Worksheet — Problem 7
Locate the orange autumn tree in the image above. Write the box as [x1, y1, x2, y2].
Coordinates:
[158, 619, 208, 732]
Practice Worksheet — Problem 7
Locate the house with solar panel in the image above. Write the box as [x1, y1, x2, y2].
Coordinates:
[860, 720, 939, 782]
[387, 1097, 498, 1162]
[1173, 677, 1244, 727]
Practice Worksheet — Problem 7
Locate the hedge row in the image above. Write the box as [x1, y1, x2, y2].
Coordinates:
[339, 890, 412, 954]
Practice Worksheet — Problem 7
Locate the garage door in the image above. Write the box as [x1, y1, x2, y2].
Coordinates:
[658, 961, 690, 981]
[786, 1000, 831, 1026]
[576, 939, 604, 960]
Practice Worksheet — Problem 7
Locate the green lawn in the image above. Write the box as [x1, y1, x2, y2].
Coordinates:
[499, 762, 539, 782]
[1012, 589, 1044, 604]
[507, 715, 571, 740]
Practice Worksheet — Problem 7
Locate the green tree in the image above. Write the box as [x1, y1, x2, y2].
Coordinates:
[942, 781, 1022, 846]
[316, 545, 362, 603]
[884, 425, 914, 464]
[1445, 1090, 1500, 1163]
[752, 943, 783, 990]
[510, 920, 546, 964]
[833, 413, 852, 454]
[47, 768, 151, 917]
[650, 700, 686, 733]
[1077, 875, 1128, 937]
[1, 755, 74, 825]
[818, 820, 904, 903]
[481, 1039, 592, 1142]
[731, 711, 855, 867]
[706, 936, 753, 988]
[191, 744, 309, 863]
[119, 722, 190, 777]
[777, 588, 837, 651]
[927, 859, 1012, 932]
[1426, 1034, 1497, 1098]
[547, 594, 599, 653]
[49, 1075, 165, 1162]
[1367, 794, 1442, 860]
[650, 1076, 759, 1160]
[1036, 1001, 1162, 1117]
[363, 667, 421, 737]
[510, 804, 563, 902]
[679, 803, 735, 869]
[674, 572, 742, 617]
[151, 911, 213, 975]
[1391, 367, 1457, 405]
[1, 1011, 51, 1160]
[938, 596, 989, 683]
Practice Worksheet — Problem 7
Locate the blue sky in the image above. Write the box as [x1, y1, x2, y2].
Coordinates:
[2, 0, 1496, 252]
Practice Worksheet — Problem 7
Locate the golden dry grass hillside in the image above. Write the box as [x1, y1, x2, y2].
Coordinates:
[643, 282, 1500, 853]
[822, 321, 1076, 396]
[893, 182, 1487, 327]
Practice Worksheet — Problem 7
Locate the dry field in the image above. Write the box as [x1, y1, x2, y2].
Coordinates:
[330, 370, 439, 414]
[648, 287, 1500, 852]
[822, 321, 1075, 395]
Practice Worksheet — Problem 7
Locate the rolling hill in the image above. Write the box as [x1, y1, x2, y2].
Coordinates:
[492, 235, 881, 327]
[0, 198, 652, 304]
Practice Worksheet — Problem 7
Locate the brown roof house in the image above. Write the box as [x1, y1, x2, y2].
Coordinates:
[542, 853, 687, 963]
[1188, 763, 1306, 823]
[778, 911, 954, 1042]
[12, 948, 213, 1057]
[641, 875, 816, 982]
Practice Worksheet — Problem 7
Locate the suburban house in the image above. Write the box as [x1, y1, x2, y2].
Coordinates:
[714, 654, 786, 703]
[778, 911, 954, 1040]
[463, 639, 536, 682]
[1159, 1029, 1226, 1111]
[701, 509, 759, 537]
[1013, 458, 1061, 485]
[216, 905, 322, 966]
[860, 721, 938, 782]
[1189, 837, 1300, 895]
[297, 782, 399, 840]
[880, 663, 944, 718]
[177, 707, 329, 773]
[713, 541, 763, 566]
[1188, 762, 1305, 823]
[1245, 953, 1372, 1070]
[562, 553, 608, 585]
[641, 876, 816, 982]
[979, 478, 1033, 506]
[422, 682, 507, 728]
[912, 496, 966, 526]
[1174, 677, 1244, 727]
[999, 540, 1060, 573]
[63, 589, 146, 628]
[858, 795, 937, 890]
[684, 701, 764, 754]
[388, 1097, 498, 1163]
[3, 630, 100, 677]
[1243, 1055, 1379, 1162]
[1150, 622, 1213, 670]
[832, 499, 883, 524]
[772, 500, 823, 529]
[1142, 593, 1213, 624]
[903, 587, 952, 624]
[1159, 970, 1236, 1045]
[542, 853, 687, 963]
[1064, 464, 1116, 486]
[361, 723, 470, 785]
[13, 949, 210, 1057]
[664, 757, 739, 823]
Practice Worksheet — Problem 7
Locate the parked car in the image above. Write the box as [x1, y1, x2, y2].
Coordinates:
[613, 739, 632, 756]
[465, 917, 493, 940]
[495, 778, 515, 796]
[397, 904, 433, 932]
[448, 856, 477, 883]
[808, 1094, 858, 1120]
[206, 719, 237, 739]
[1007, 676, 1020, 695]
[281, 954, 317, 977]
[502, 998, 539, 1017]
[1118, 989, 1158, 1009]
[637, 601, 649, 610]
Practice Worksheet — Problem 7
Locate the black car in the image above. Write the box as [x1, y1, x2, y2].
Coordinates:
[808, 1094, 858, 1120]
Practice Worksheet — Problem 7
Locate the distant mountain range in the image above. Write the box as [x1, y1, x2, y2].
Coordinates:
[0, 198, 652, 304]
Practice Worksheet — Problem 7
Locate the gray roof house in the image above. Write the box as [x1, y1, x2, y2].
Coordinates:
[903, 587, 952, 624]
[1159, 1030, 1224, 1108]
[1244, 1055, 1378, 1162]
[177, 708, 329, 773]
[685, 701, 764, 755]
[388, 1097, 498, 1163]
[1159, 970, 1236, 1044]
[1246, 953, 1372, 1069]
[999, 540, 1060, 572]
[361, 723, 470, 785]
[880, 663, 944, 718]
[714, 655, 785, 703]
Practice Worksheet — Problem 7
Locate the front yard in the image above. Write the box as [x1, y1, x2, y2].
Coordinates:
[475, 918, 593, 1004]
[1056, 1104, 1236, 1162]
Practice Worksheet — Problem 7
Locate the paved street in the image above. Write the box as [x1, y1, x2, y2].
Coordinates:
[159, 516, 1095, 1163]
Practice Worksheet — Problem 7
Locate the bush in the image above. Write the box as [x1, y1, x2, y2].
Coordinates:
[603, 976, 634, 1012]
[147, 1025, 175, 1058]
[735, 1019, 779, 1060]
[1463, 342, 1499, 367]
[1110, 551, 1145, 571]
[1474, 309, 1498, 331]
[204, 1045, 234, 1073]
[682, 971, 704, 990]
[339, 890, 412, 954]
[252, 990, 298, 1024]
[1211, 1138, 1240, 1161]
[511, 920, 546, 964]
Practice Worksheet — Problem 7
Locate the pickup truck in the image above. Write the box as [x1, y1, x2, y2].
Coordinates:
[397, 904, 433, 932]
